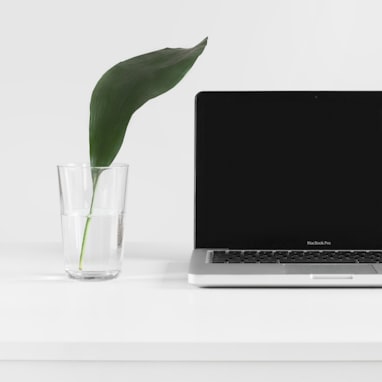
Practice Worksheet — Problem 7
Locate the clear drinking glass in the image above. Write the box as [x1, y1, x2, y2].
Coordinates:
[57, 163, 128, 280]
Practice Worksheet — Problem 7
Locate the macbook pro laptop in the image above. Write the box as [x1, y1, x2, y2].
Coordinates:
[188, 91, 382, 287]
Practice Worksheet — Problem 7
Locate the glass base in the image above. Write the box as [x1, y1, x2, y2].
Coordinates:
[66, 270, 120, 281]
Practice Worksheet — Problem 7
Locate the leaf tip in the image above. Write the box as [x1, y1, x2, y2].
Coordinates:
[199, 37, 208, 48]
[191, 37, 208, 57]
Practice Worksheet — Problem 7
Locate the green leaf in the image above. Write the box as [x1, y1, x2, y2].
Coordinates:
[89, 37, 208, 167]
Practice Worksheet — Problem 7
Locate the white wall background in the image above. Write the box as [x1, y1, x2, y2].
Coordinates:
[1, 0, 382, 244]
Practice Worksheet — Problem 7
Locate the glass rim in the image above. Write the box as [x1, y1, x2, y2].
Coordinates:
[57, 163, 128, 169]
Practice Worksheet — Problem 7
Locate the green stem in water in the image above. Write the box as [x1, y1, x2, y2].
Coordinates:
[79, 172, 100, 271]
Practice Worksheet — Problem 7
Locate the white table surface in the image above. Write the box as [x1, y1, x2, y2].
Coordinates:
[1, 242, 382, 363]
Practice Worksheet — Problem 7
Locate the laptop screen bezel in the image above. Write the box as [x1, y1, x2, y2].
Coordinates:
[194, 91, 382, 250]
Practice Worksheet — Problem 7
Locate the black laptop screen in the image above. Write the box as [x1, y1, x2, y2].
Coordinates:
[195, 92, 382, 249]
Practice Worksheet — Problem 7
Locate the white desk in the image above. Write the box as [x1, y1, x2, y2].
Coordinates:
[1, 243, 382, 381]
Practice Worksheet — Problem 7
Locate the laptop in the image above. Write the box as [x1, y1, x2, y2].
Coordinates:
[188, 91, 382, 287]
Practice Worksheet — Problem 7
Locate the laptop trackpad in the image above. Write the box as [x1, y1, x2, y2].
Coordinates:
[285, 264, 376, 274]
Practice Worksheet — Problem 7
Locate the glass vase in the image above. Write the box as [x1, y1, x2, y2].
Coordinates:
[57, 163, 128, 280]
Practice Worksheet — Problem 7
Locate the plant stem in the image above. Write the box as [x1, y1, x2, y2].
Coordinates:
[79, 173, 100, 271]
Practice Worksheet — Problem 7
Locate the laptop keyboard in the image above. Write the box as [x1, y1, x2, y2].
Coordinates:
[210, 250, 382, 264]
